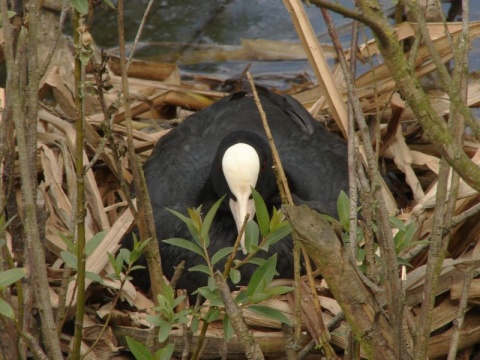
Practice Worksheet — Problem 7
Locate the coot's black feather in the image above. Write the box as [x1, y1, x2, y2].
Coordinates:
[125, 88, 349, 296]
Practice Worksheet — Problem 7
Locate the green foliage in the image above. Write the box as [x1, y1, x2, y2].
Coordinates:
[235, 254, 292, 306]
[163, 190, 293, 341]
[126, 336, 174, 360]
[107, 234, 150, 281]
[331, 191, 424, 270]
[390, 217, 429, 267]
[252, 187, 269, 237]
[69, 0, 114, 14]
[337, 190, 351, 232]
[59, 231, 106, 283]
[147, 283, 190, 343]
[0, 10, 16, 27]
[223, 315, 234, 341]
[0, 268, 26, 319]
[0, 216, 25, 319]
[70, 0, 89, 14]
[246, 305, 291, 325]
[244, 220, 259, 252]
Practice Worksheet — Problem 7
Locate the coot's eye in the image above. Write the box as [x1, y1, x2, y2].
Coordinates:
[216, 163, 222, 172]
[260, 160, 267, 172]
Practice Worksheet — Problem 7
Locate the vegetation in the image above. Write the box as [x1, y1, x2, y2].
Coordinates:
[0, 0, 479, 359]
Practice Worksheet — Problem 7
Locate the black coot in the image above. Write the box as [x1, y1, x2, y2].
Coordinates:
[127, 87, 349, 296]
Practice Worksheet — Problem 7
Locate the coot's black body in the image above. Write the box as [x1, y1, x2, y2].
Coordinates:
[127, 87, 349, 296]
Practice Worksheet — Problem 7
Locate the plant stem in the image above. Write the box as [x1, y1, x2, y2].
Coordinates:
[116, 0, 165, 303]
[71, 8, 87, 360]
[0, 0, 63, 358]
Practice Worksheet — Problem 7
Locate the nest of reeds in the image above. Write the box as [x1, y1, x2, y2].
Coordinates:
[4, 4, 480, 360]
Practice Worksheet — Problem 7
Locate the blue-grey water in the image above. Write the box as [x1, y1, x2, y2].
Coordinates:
[87, 1, 479, 91]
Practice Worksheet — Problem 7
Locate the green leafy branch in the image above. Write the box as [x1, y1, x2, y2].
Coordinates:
[132, 190, 294, 359]
[329, 190, 426, 272]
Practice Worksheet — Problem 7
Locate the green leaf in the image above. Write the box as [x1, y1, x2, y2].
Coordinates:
[163, 238, 204, 258]
[247, 254, 277, 297]
[85, 231, 105, 257]
[86, 272, 103, 284]
[252, 188, 269, 237]
[126, 336, 152, 360]
[229, 269, 241, 284]
[212, 247, 234, 266]
[223, 315, 234, 341]
[165, 208, 200, 244]
[265, 285, 293, 297]
[136, 236, 152, 251]
[70, 0, 89, 14]
[59, 233, 76, 253]
[60, 251, 78, 269]
[161, 282, 175, 304]
[146, 315, 163, 327]
[246, 257, 267, 267]
[201, 196, 225, 244]
[389, 216, 406, 231]
[130, 265, 146, 272]
[205, 307, 220, 323]
[0, 214, 16, 235]
[107, 252, 120, 275]
[208, 275, 216, 291]
[403, 223, 416, 245]
[197, 287, 223, 306]
[172, 295, 187, 309]
[154, 344, 174, 360]
[269, 207, 285, 231]
[188, 264, 211, 275]
[397, 257, 413, 268]
[0, 268, 26, 288]
[188, 207, 203, 232]
[190, 315, 199, 334]
[116, 250, 126, 274]
[264, 223, 292, 249]
[244, 220, 259, 253]
[0, 297, 15, 319]
[118, 248, 131, 266]
[101, 0, 115, 9]
[234, 290, 248, 305]
[158, 321, 173, 343]
[249, 292, 273, 303]
[247, 305, 291, 325]
[337, 190, 350, 231]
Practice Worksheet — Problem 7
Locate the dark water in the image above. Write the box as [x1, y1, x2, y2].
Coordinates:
[88, 0, 360, 89]
[85, 1, 479, 91]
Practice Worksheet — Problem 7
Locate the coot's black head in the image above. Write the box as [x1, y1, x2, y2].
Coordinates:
[210, 131, 277, 252]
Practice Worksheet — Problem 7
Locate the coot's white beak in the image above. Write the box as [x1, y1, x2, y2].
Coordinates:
[229, 195, 256, 254]
[222, 143, 260, 254]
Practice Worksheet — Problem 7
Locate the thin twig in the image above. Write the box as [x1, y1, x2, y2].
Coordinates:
[71, 11, 88, 360]
[214, 272, 265, 359]
[413, 159, 450, 359]
[246, 73, 307, 347]
[116, 0, 164, 302]
[446, 1, 470, 357]
[347, 11, 359, 260]
[126, 0, 155, 69]
[246, 73, 292, 204]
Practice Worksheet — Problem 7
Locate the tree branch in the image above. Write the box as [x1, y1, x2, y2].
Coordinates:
[309, 0, 480, 193]
[284, 205, 397, 359]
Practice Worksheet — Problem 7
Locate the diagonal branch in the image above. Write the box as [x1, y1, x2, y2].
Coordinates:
[309, 0, 480, 193]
